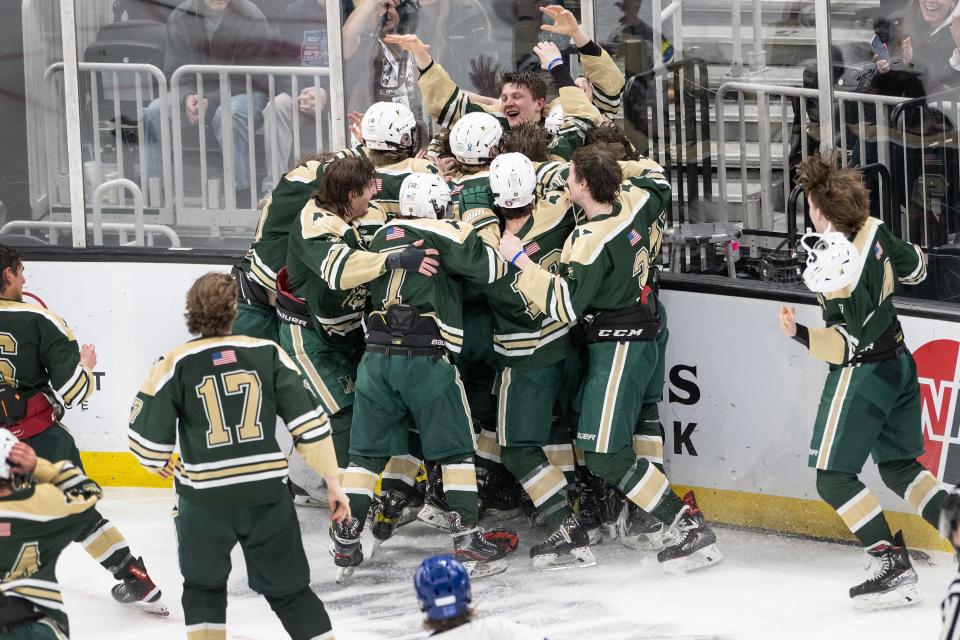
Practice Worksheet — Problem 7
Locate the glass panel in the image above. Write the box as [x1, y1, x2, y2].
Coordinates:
[3, 0, 68, 247]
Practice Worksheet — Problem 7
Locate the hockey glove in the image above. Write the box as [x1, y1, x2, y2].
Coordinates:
[385, 245, 437, 275]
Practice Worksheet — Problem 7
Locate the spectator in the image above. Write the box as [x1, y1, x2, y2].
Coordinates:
[261, 0, 355, 186]
[141, 0, 274, 206]
[873, 0, 960, 97]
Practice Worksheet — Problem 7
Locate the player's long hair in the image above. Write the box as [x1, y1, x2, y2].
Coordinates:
[571, 145, 622, 204]
[584, 125, 639, 161]
[185, 272, 237, 337]
[314, 157, 377, 218]
[794, 150, 869, 235]
[423, 608, 475, 633]
[0, 244, 22, 295]
[502, 123, 550, 162]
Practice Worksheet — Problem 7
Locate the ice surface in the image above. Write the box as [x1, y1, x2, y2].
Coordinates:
[59, 488, 956, 640]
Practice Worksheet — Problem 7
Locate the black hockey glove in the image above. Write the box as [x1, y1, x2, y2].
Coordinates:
[385, 245, 430, 273]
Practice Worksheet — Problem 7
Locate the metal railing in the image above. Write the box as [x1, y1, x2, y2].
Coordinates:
[716, 82, 909, 235]
[43, 61, 173, 223]
[169, 64, 333, 231]
[0, 220, 180, 247]
[624, 58, 711, 226]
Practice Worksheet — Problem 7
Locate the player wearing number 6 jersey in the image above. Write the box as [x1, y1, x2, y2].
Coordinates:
[0, 245, 165, 615]
[129, 272, 350, 640]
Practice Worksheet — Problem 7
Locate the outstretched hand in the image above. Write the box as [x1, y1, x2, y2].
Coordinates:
[348, 111, 365, 144]
[383, 34, 433, 68]
[540, 5, 589, 47]
[534, 41, 564, 70]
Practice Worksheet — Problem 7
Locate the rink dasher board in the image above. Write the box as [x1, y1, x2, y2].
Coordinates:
[16, 260, 960, 552]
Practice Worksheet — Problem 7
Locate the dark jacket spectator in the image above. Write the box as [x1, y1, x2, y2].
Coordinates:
[164, 0, 274, 107]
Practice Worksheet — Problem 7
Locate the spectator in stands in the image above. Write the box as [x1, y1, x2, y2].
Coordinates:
[873, 0, 960, 97]
[261, 0, 355, 186]
[142, 0, 274, 205]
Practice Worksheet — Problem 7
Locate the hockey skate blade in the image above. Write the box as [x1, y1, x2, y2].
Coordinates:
[852, 583, 922, 611]
[417, 503, 453, 532]
[369, 538, 384, 559]
[128, 593, 170, 617]
[335, 566, 356, 584]
[532, 546, 598, 571]
[620, 531, 664, 552]
[660, 543, 723, 574]
[462, 558, 508, 579]
[293, 494, 328, 509]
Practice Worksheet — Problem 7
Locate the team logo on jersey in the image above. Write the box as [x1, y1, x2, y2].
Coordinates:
[386, 226, 405, 241]
[915, 339, 960, 483]
[874, 241, 884, 260]
[339, 375, 356, 395]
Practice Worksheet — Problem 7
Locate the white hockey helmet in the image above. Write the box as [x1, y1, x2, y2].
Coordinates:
[489, 153, 537, 210]
[399, 173, 453, 219]
[799, 226, 859, 294]
[361, 102, 418, 151]
[0, 428, 18, 480]
[544, 103, 564, 135]
[449, 112, 503, 165]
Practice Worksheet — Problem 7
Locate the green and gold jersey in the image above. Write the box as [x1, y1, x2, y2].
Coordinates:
[513, 167, 672, 323]
[0, 300, 94, 407]
[286, 202, 390, 339]
[367, 219, 508, 353]
[451, 170, 500, 246]
[808, 218, 926, 366]
[534, 161, 568, 200]
[483, 192, 578, 369]
[129, 336, 337, 508]
[0, 459, 100, 636]
[335, 145, 439, 216]
[580, 45, 625, 117]
[417, 61, 600, 161]
[242, 159, 327, 292]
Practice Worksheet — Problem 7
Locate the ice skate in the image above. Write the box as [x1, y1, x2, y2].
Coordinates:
[850, 531, 922, 610]
[370, 489, 412, 557]
[657, 491, 722, 573]
[530, 514, 597, 570]
[330, 518, 364, 584]
[447, 512, 508, 579]
[111, 556, 169, 616]
[478, 465, 524, 521]
[617, 502, 666, 551]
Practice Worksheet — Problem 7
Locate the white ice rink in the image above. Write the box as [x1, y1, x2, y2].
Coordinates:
[58, 488, 957, 640]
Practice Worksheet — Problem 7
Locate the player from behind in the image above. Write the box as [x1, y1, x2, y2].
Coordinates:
[0, 245, 165, 613]
[414, 555, 546, 639]
[129, 273, 350, 640]
[497, 146, 722, 573]
[333, 173, 511, 581]
[779, 152, 943, 609]
[0, 433, 104, 640]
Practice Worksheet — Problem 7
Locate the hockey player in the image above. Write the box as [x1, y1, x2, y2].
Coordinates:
[779, 152, 944, 609]
[0, 245, 166, 613]
[385, 4, 622, 161]
[129, 272, 350, 640]
[333, 173, 511, 581]
[282, 156, 438, 470]
[0, 434, 104, 640]
[414, 555, 546, 639]
[234, 153, 334, 342]
[482, 152, 592, 569]
[938, 488, 960, 639]
[497, 146, 722, 573]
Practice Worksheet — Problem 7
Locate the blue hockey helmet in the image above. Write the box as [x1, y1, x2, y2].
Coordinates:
[413, 554, 471, 621]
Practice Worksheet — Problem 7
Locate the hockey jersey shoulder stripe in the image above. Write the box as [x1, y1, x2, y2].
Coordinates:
[0, 485, 98, 522]
[284, 161, 322, 184]
[0, 301, 76, 341]
[140, 336, 279, 396]
[570, 190, 650, 265]
[300, 205, 351, 241]
[388, 219, 473, 245]
[823, 218, 881, 300]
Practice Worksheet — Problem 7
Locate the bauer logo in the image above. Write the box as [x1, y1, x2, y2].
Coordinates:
[915, 339, 960, 484]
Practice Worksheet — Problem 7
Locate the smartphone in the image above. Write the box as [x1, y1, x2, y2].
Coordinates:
[871, 34, 890, 61]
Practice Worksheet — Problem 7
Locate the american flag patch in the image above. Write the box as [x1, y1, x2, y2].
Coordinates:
[386, 226, 405, 241]
[628, 229, 642, 246]
[874, 241, 883, 260]
[373, 177, 383, 193]
[524, 241, 540, 256]
[450, 183, 463, 195]
[0, 522, 10, 537]
[212, 350, 237, 366]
